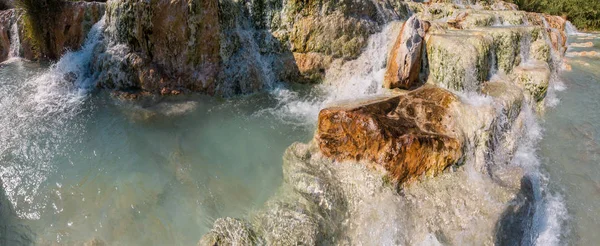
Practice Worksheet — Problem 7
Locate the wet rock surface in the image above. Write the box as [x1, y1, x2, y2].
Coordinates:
[95, 0, 221, 95]
[384, 16, 429, 89]
[316, 87, 463, 183]
[0, 2, 105, 62]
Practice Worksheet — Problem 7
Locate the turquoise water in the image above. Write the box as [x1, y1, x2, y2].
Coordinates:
[0, 59, 312, 245]
[542, 33, 600, 245]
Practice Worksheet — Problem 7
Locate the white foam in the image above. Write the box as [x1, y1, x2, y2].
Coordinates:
[8, 21, 20, 58]
[0, 17, 106, 220]
[265, 22, 402, 126]
[565, 21, 579, 35]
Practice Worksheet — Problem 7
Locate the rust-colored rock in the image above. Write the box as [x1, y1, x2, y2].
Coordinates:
[316, 87, 463, 183]
[384, 16, 429, 90]
[293, 52, 333, 82]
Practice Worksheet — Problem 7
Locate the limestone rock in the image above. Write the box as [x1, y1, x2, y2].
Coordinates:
[198, 218, 257, 246]
[316, 87, 464, 183]
[292, 52, 333, 82]
[512, 61, 550, 102]
[449, 10, 527, 29]
[426, 29, 493, 90]
[271, 0, 406, 82]
[384, 16, 429, 90]
[98, 0, 221, 94]
[0, 2, 104, 62]
[475, 26, 543, 73]
[0, 9, 13, 61]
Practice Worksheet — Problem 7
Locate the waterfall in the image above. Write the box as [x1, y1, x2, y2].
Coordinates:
[520, 31, 532, 63]
[0, 16, 105, 220]
[266, 21, 403, 125]
[8, 21, 20, 58]
[565, 21, 578, 35]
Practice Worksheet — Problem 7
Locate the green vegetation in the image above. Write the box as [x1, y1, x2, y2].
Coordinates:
[508, 0, 600, 31]
[15, 0, 65, 60]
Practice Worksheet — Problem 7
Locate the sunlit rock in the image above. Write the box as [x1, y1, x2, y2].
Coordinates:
[292, 52, 333, 82]
[449, 10, 527, 29]
[531, 38, 551, 63]
[512, 61, 550, 103]
[384, 16, 429, 89]
[271, 0, 407, 82]
[426, 29, 493, 90]
[97, 0, 221, 94]
[475, 26, 543, 73]
[316, 87, 464, 183]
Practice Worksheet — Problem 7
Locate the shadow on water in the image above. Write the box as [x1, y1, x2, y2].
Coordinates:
[495, 176, 536, 246]
[0, 179, 34, 246]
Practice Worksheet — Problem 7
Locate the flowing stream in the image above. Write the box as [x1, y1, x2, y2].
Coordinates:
[0, 12, 597, 246]
[541, 32, 600, 245]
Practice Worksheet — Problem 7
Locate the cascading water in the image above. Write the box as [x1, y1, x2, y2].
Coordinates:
[8, 21, 20, 58]
[565, 21, 579, 35]
[0, 16, 106, 220]
[262, 9, 571, 244]
[267, 21, 403, 125]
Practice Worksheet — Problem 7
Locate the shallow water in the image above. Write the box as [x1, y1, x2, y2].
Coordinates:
[0, 59, 312, 245]
[541, 33, 600, 245]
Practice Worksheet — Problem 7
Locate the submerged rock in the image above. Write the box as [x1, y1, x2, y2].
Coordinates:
[316, 87, 463, 183]
[384, 16, 429, 89]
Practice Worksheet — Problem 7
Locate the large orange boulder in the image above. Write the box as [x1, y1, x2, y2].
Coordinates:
[383, 16, 429, 90]
[316, 87, 463, 183]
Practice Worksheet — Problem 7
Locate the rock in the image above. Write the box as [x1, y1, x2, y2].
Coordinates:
[482, 80, 524, 123]
[198, 218, 257, 246]
[271, 0, 406, 82]
[383, 16, 429, 90]
[292, 52, 333, 82]
[566, 51, 600, 58]
[20, 1, 105, 60]
[316, 86, 464, 183]
[543, 15, 568, 54]
[98, 0, 221, 94]
[512, 61, 550, 103]
[548, 27, 567, 54]
[0, 2, 104, 62]
[449, 10, 527, 29]
[0, 9, 13, 62]
[475, 26, 543, 73]
[426, 29, 493, 90]
[530, 38, 551, 63]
